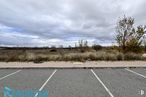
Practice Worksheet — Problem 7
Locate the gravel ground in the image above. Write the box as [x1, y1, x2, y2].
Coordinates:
[0, 61, 146, 68]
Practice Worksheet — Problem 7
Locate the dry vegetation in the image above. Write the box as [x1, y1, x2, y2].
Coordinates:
[0, 46, 145, 62]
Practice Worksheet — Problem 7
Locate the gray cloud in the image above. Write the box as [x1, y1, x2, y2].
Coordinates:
[0, 0, 145, 47]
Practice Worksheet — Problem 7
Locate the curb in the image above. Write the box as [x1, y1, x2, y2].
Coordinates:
[0, 66, 145, 69]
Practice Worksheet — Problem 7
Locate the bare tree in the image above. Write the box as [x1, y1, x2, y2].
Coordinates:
[78, 40, 88, 52]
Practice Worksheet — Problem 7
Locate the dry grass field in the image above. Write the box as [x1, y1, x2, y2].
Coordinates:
[0, 47, 145, 62]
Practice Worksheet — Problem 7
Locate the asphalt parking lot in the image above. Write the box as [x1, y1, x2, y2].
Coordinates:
[0, 68, 146, 97]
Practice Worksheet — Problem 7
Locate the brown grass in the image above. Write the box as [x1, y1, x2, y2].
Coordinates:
[0, 48, 145, 62]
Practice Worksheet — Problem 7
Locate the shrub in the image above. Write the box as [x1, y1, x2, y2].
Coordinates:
[50, 49, 57, 52]
[124, 53, 142, 60]
[63, 53, 86, 62]
[92, 45, 102, 51]
[117, 53, 124, 60]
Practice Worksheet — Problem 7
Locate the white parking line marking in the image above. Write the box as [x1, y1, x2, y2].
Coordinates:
[0, 70, 21, 81]
[125, 68, 146, 78]
[35, 69, 57, 97]
[91, 69, 114, 97]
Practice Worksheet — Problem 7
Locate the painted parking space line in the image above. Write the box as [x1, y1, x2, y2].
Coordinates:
[0, 70, 21, 81]
[44, 69, 111, 97]
[91, 69, 114, 97]
[125, 68, 146, 78]
[35, 69, 57, 97]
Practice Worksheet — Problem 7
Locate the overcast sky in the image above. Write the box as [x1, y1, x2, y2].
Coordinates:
[0, 0, 146, 47]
